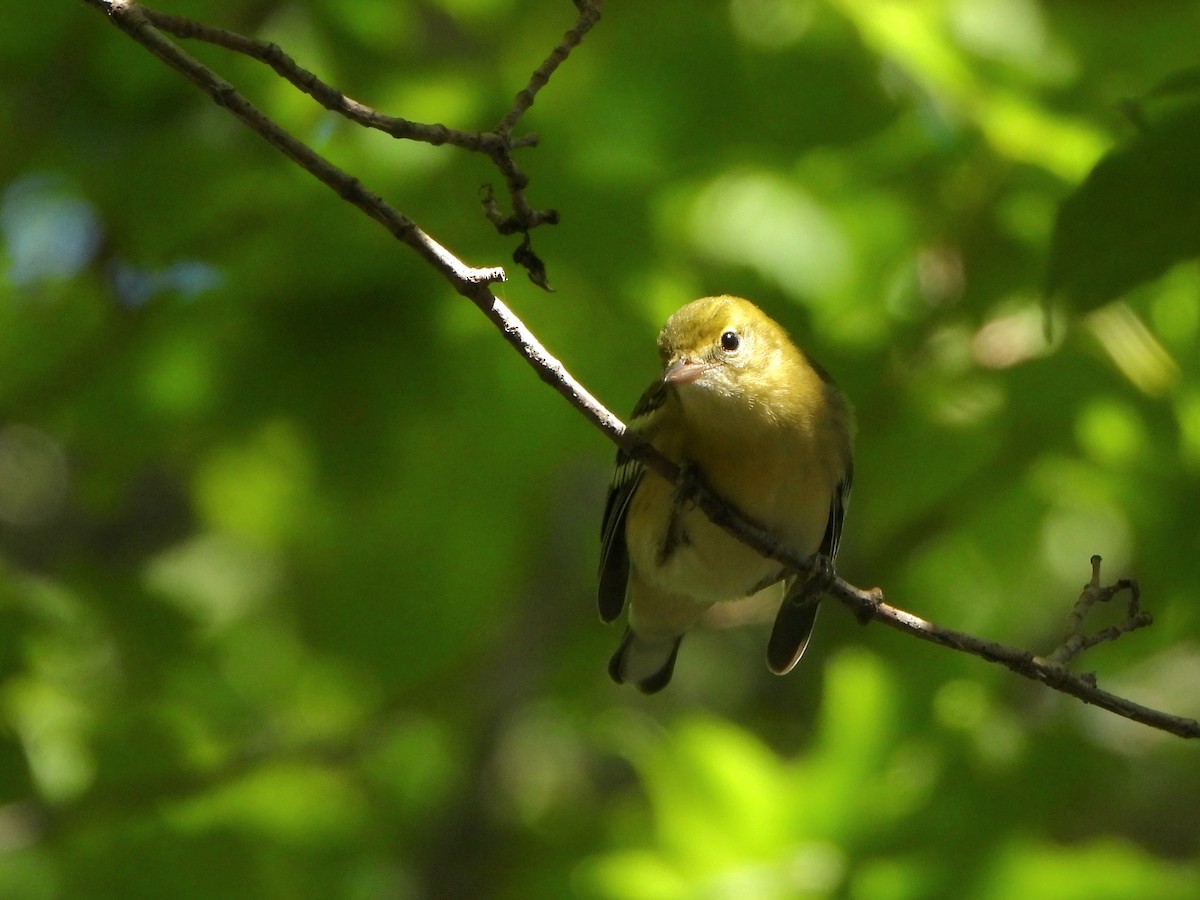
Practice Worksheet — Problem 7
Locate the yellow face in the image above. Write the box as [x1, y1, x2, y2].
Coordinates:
[656, 295, 790, 400]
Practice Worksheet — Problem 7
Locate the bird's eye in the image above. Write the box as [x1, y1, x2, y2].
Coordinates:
[720, 330, 741, 352]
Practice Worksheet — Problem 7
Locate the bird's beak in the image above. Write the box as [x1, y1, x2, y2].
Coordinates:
[663, 357, 707, 385]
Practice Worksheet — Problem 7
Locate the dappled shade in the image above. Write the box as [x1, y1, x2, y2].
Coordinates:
[2, 1, 1200, 897]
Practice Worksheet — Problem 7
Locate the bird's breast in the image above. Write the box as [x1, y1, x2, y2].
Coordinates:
[625, 422, 834, 605]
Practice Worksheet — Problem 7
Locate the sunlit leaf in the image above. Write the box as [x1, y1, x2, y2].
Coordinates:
[1047, 102, 1200, 311]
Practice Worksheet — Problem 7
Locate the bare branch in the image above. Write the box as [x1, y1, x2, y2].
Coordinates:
[129, 0, 601, 260]
[139, 7, 513, 154]
[1048, 555, 1150, 664]
[86, 0, 504, 292]
[484, 0, 605, 236]
[496, 0, 604, 138]
[830, 577, 1197, 738]
[83, 0, 1200, 740]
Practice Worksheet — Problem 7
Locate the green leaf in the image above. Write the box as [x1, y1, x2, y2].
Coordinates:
[1047, 101, 1200, 311]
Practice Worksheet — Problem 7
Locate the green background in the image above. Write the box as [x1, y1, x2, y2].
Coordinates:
[2, 1, 1198, 897]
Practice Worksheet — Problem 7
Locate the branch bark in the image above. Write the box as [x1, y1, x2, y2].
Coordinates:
[83, 0, 1200, 740]
[127, 0, 593, 249]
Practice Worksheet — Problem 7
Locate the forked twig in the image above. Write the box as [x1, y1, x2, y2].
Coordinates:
[1049, 555, 1150, 665]
[128, 0, 605, 277]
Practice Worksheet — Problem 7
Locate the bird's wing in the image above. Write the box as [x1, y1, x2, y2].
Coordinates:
[820, 459, 853, 560]
[597, 456, 639, 622]
[767, 459, 853, 674]
[597, 380, 667, 622]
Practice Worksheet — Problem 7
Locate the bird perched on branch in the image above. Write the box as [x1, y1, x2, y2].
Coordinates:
[598, 295, 854, 693]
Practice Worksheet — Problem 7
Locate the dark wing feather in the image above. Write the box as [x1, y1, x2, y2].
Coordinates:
[767, 460, 853, 674]
[597, 455, 640, 622]
[597, 380, 668, 622]
[820, 460, 853, 560]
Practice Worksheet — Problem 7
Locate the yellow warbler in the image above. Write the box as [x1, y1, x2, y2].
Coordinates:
[599, 295, 853, 693]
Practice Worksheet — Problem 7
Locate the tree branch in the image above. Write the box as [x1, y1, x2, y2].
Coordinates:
[129, 0, 600, 259]
[140, 7, 522, 153]
[86, 0, 505, 290]
[84, 0, 1199, 740]
[1047, 554, 1149, 664]
[485, 0, 604, 236]
[496, 0, 602, 138]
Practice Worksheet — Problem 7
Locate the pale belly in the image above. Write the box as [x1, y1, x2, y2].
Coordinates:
[625, 466, 831, 606]
[636, 502, 783, 601]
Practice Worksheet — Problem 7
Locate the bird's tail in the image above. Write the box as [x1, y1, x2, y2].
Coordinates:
[608, 628, 683, 694]
[767, 573, 825, 675]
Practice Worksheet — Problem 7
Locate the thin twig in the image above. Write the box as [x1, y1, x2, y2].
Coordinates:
[84, 0, 1200, 740]
[831, 581, 1195, 737]
[1049, 555, 1150, 664]
[485, 0, 604, 235]
[140, 8, 517, 154]
[496, 0, 603, 138]
[138, 0, 597, 248]
[88, 0, 504, 291]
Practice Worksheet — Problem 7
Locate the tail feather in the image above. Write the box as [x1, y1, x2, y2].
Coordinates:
[767, 577, 823, 675]
[608, 628, 683, 694]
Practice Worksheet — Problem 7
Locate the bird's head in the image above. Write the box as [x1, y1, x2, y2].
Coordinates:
[656, 295, 799, 406]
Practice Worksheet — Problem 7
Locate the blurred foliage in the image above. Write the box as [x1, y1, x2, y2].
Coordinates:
[1048, 91, 1200, 313]
[2, 0, 1200, 898]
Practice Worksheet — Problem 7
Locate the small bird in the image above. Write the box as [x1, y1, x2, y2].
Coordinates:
[598, 295, 853, 693]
